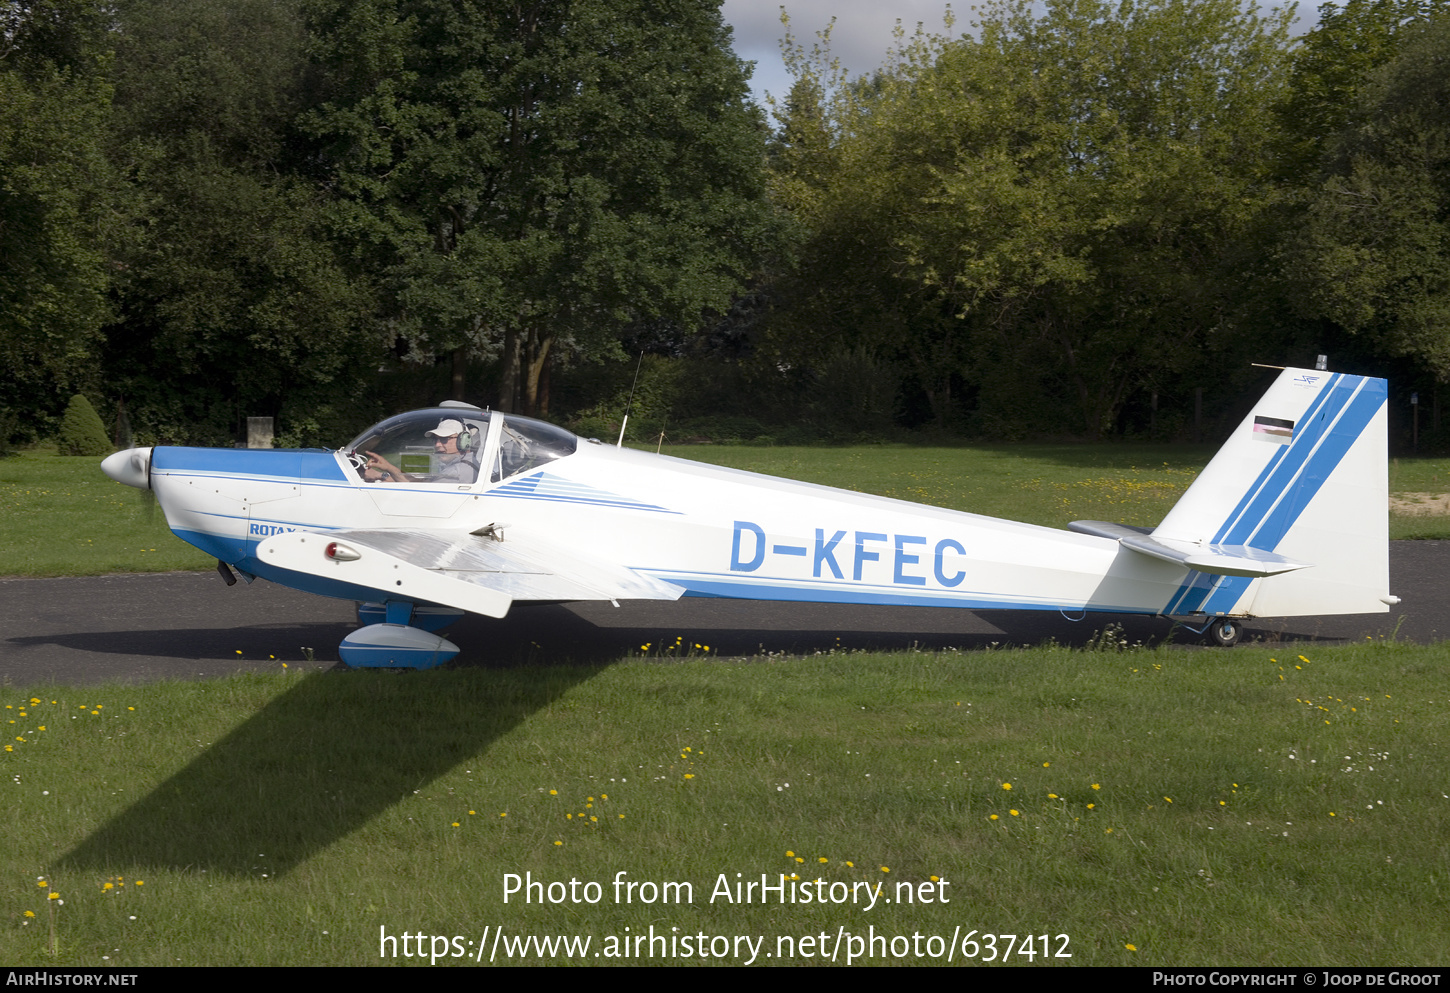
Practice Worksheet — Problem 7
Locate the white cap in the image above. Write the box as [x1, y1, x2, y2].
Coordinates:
[425, 418, 464, 438]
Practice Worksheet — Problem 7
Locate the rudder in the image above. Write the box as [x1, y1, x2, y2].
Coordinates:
[1154, 368, 1391, 618]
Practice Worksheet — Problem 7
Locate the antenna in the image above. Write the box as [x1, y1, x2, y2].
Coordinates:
[616, 352, 644, 448]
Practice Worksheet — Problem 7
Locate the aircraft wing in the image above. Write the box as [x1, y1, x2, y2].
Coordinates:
[1068, 520, 1312, 578]
[256, 528, 684, 619]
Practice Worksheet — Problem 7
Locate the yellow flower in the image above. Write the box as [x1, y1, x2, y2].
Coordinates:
[990, 814, 998, 821]
[818, 857, 828, 864]
[1087, 803, 1095, 809]
[1002, 783, 1012, 790]
[1164, 797, 1173, 803]
[684, 773, 694, 780]
[1048, 793, 1059, 799]
[1126, 943, 1137, 952]
[786, 851, 795, 858]
[549, 789, 557, 795]
[880, 866, 889, 873]
[1010, 809, 1019, 816]
[24, 911, 34, 918]
[554, 840, 563, 846]
[1092, 783, 1101, 790]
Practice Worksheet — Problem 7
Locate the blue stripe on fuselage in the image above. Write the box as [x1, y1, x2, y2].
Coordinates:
[151, 447, 348, 481]
[676, 576, 1137, 612]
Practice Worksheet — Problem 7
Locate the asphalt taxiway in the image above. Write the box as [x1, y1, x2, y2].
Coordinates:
[3, 541, 1446, 686]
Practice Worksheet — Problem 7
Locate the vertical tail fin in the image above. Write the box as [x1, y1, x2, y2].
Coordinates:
[1155, 368, 1391, 618]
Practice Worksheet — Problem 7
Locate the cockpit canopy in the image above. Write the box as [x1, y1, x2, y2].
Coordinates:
[345, 407, 577, 484]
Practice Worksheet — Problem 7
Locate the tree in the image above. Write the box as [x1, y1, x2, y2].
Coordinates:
[55, 392, 110, 454]
[1285, 16, 1450, 377]
[1274, 0, 1450, 183]
[102, 0, 378, 444]
[303, 0, 777, 414]
[768, 0, 1295, 436]
[0, 0, 115, 440]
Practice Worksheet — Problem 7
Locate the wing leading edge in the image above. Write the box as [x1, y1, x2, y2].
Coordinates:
[256, 528, 684, 618]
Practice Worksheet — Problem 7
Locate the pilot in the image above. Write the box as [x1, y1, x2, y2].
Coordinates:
[365, 418, 480, 484]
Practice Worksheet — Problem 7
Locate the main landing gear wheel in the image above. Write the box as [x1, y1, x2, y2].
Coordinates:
[1206, 617, 1242, 648]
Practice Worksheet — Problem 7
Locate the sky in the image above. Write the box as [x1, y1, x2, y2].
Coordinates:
[719, 1, 1311, 112]
[720, 0, 961, 109]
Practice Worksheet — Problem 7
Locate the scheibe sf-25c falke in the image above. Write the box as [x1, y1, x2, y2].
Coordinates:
[101, 367, 1397, 667]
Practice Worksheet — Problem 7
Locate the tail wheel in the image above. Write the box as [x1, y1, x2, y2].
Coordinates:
[1207, 617, 1242, 648]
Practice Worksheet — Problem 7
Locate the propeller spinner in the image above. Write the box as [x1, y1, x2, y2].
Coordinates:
[101, 447, 153, 490]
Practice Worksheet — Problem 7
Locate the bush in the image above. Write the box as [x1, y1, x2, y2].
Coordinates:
[0, 408, 18, 456]
[56, 394, 112, 456]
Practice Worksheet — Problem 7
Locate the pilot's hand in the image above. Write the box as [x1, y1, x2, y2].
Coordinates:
[365, 451, 402, 481]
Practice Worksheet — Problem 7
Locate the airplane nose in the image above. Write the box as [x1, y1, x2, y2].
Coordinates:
[101, 447, 153, 490]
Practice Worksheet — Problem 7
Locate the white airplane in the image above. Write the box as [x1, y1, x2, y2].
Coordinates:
[101, 366, 1396, 667]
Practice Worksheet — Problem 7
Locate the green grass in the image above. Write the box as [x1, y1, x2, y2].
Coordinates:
[666, 443, 1450, 541]
[0, 453, 212, 576]
[659, 442, 1212, 530]
[3, 638, 1447, 966]
[7, 444, 1449, 577]
[5, 445, 1449, 965]
[1387, 457, 1450, 539]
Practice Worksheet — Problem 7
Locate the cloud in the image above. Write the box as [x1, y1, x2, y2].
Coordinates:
[721, 0, 958, 107]
[722, 1, 1314, 111]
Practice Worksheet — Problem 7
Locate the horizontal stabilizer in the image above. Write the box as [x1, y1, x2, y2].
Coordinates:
[1069, 520, 1312, 578]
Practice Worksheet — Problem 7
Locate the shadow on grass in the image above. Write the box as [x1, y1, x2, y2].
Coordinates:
[60, 663, 598, 879]
[43, 574, 1419, 880]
